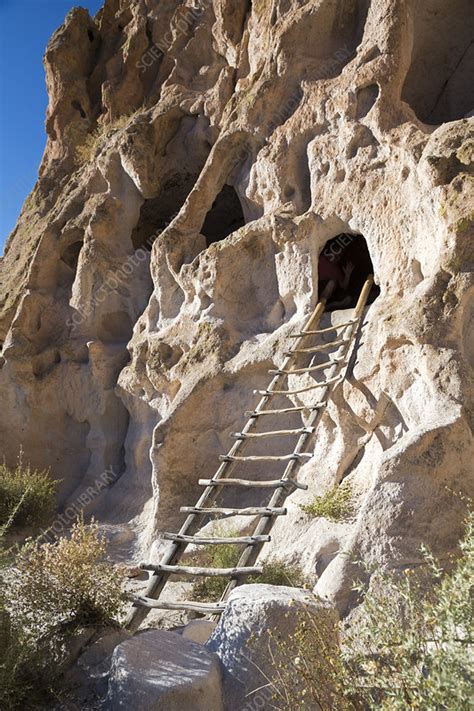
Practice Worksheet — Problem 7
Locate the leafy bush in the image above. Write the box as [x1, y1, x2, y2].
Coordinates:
[0, 460, 57, 531]
[300, 483, 353, 521]
[0, 517, 126, 709]
[188, 540, 242, 602]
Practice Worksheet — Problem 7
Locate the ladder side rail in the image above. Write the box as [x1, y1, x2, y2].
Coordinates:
[218, 276, 374, 604]
[126, 295, 328, 631]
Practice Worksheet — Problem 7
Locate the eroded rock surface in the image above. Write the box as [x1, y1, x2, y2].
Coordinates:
[0, 0, 473, 610]
[105, 630, 223, 710]
[207, 584, 339, 709]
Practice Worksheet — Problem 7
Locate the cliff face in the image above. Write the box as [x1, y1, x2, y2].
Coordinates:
[0, 0, 473, 608]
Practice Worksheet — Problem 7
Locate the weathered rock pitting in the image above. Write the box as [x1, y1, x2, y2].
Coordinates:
[0, 0, 473, 609]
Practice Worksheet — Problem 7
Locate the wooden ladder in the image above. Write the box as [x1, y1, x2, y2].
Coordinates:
[126, 276, 374, 631]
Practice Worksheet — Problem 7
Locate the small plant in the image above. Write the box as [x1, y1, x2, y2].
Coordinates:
[0, 459, 57, 531]
[75, 109, 143, 163]
[0, 517, 126, 708]
[261, 603, 354, 711]
[300, 483, 353, 521]
[188, 538, 242, 602]
[188, 533, 307, 602]
[248, 558, 307, 588]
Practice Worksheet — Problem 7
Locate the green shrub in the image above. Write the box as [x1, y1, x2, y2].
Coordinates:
[188, 535, 307, 602]
[0, 460, 57, 531]
[0, 517, 126, 708]
[188, 540, 242, 602]
[300, 483, 353, 521]
[343, 510, 474, 709]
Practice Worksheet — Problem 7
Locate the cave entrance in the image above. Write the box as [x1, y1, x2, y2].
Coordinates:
[131, 173, 200, 251]
[201, 185, 245, 247]
[319, 233, 379, 310]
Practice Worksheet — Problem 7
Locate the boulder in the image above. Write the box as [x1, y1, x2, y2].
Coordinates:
[105, 630, 224, 710]
[181, 618, 217, 644]
[207, 584, 339, 710]
[64, 628, 131, 705]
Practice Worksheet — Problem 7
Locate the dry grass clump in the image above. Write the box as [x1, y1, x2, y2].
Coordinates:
[300, 483, 353, 522]
[75, 108, 143, 163]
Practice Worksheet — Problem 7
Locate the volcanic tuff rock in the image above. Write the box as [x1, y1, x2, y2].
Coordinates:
[105, 630, 224, 709]
[0, 0, 473, 612]
[207, 584, 339, 708]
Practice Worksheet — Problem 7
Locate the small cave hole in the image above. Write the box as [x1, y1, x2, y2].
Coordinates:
[201, 185, 245, 247]
[71, 100, 86, 119]
[131, 173, 201, 250]
[60, 240, 84, 271]
[156, 342, 184, 369]
[355, 84, 379, 119]
[87, 28, 95, 42]
[319, 233, 380, 310]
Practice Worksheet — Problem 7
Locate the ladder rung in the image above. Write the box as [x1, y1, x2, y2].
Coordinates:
[198, 478, 308, 490]
[140, 563, 263, 577]
[133, 596, 227, 614]
[179, 506, 287, 516]
[257, 376, 340, 396]
[162, 533, 271, 545]
[289, 319, 357, 337]
[124, 280, 373, 634]
[232, 427, 314, 439]
[220, 453, 312, 462]
[285, 338, 349, 355]
[269, 359, 342, 375]
[245, 404, 325, 417]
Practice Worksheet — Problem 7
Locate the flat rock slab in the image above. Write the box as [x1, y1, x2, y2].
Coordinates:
[104, 630, 224, 710]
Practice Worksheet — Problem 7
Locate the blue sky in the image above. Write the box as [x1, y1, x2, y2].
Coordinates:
[0, 0, 103, 253]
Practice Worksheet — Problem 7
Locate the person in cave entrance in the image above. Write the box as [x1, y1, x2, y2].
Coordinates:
[318, 232, 380, 309]
[318, 245, 354, 309]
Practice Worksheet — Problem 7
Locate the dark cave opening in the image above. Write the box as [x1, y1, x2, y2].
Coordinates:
[60, 240, 83, 271]
[201, 185, 246, 247]
[319, 233, 380, 310]
[58, 236, 84, 292]
[131, 173, 200, 250]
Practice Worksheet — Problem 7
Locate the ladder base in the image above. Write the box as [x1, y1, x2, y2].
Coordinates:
[133, 596, 226, 614]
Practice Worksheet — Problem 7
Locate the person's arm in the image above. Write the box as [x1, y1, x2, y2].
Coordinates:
[340, 261, 354, 289]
